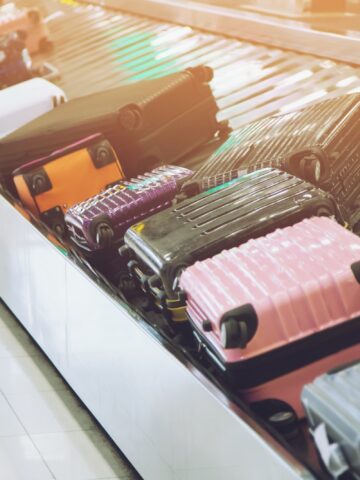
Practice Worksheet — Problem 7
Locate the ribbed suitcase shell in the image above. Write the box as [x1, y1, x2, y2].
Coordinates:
[124, 168, 339, 300]
[194, 94, 360, 222]
[65, 165, 193, 251]
[0, 66, 221, 177]
[302, 361, 360, 479]
[13, 134, 124, 234]
[180, 217, 360, 415]
[0, 4, 50, 54]
[0, 32, 32, 88]
[180, 169, 247, 198]
[0, 78, 66, 139]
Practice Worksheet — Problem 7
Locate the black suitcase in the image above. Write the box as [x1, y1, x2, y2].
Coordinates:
[0, 66, 224, 177]
[0, 32, 32, 88]
[122, 168, 341, 320]
[193, 94, 360, 226]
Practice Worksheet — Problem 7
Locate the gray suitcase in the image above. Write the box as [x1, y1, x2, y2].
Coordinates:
[302, 361, 360, 479]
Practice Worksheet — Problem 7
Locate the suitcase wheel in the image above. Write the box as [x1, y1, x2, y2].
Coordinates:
[118, 105, 143, 131]
[220, 318, 249, 349]
[299, 156, 322, 184]
[95, 222, 114, 248]
[118, 271, 137, 296]
[314, 205, 334, 218]
[186, 65, 214, 83]
[31, 172, 49, 195]
[252, 399, 299, 439]
[180, 180, 201, 198]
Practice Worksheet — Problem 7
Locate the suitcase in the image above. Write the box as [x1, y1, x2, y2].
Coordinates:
[194, 94, 360, 225]
[0, 66, 224, 177]
[65, 165, 193, 251]
[180, 168, 247, 198]
[0, 78, 66, 139]
[13, 134, 124, 235]
[123, 168, 340, 319]
[0, 3, 52, 54]
[180, 217, 360, 417]
[0, 32, 32, 88]
[302, 361, 360, 479]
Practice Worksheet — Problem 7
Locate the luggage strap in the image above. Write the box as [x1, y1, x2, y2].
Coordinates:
[312, 423, 350, 479]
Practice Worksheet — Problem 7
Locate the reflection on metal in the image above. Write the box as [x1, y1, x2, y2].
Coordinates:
[87, 0, 360, 65]
[247, 0, 346, 14]
[0, 195, 315, 480]
[29, 0, 360, 136]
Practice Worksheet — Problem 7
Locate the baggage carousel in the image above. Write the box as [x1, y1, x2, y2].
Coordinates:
[1, 1, 360, 478]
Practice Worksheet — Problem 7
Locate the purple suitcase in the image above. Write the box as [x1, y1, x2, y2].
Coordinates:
[65, 165, 193, 251]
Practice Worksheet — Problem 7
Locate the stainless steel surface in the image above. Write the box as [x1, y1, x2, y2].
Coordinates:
[1, 0, 358, 477]
[85, 0, 360, 66]
[33, 0, 360, 132]
[0, 194, 314, 480]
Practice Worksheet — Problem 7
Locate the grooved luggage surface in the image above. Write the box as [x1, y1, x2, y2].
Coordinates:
[125, 168, 337, 296]
[302, 361, 360, 478]
[180, 217, 360, 363]
[66, 165, 192, 250]
[0, 68, 218, 176]
[16, 0, 360, 152]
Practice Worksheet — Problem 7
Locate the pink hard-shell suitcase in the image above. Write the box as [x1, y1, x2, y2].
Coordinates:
[0, 4, 51, 54]
[180, 217, 360, 417]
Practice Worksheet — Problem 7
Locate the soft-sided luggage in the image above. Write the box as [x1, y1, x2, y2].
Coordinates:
[123, 168, 340, 318]
[0, 32, 32, 88]
[65, 165, 193, 251]
[302, 361, 360, 479]
[193, 94, 360, 225]
[0, 78, 66, 139]
[0, 3, 51, 54]
[179, 217, 360, 416]
[13, 134, 124, 235]
[0, 66, 224, 177]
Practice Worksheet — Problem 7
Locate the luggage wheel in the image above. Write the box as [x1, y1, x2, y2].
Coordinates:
[118, 104, 143, 131]
[95, 223, 114, 247]
[251, 399, 299, 440]
[220, 318, 249, 349]
[299, 155, 322, 184]
[186, 65, 213, 83]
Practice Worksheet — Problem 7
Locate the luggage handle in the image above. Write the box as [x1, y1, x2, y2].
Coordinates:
[220, 304, 258, 349]
[312, 423, 350, 479]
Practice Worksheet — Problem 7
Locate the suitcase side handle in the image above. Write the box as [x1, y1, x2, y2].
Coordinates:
[220, 304, 258, 349]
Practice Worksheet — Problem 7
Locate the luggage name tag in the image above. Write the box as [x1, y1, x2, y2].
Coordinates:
[312, 423, 349, 479]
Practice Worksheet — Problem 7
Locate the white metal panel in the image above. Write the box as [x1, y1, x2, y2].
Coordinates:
[0, 194, 313, 480]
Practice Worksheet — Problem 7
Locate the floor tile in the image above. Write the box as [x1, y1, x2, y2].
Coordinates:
[0, 354, 66, 396]
[0, 435, 53, 480]
[7, 388, 95, 435]
[0, 393, 26, 437]
[0, 324, 40, 358]
[31, 430, 136, 480]
[0, 303, 21, 329]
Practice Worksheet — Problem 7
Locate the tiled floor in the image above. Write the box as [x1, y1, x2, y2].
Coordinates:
[0, 302, 142, 480]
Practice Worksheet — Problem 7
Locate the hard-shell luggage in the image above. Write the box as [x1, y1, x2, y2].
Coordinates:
[13, 134, 124, 234]
[302, 361, 360, 479]
[0, 66, 224, 177]
[180, 169, 247, 198]
[123, 168, 340, 318]
[194, 94, 360, 225]
[0, 3, 51, 54]
[0, 78, 66, 139]
[180, 217, 360, 416]
[65, 165, 193, 251]
[0, 32, 32, 88]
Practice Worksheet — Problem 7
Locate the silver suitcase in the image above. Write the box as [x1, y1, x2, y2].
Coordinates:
[302, 361, 360, 479]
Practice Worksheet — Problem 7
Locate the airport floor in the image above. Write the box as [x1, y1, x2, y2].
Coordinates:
[0, 302, 141, 480]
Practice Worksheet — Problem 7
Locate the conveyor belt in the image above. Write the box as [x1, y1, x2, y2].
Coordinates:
[26, 0, 360, 134]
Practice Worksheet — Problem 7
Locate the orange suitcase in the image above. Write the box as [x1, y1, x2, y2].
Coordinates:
[13, 134, 124, 235]
[0, 4, 52, 54]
